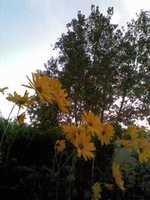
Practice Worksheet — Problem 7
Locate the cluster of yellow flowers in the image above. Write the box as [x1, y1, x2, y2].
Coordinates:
[23, 73, 70, 113]
[6, 90, 33, 108]
[1, 73, 70, 125]
[1, 72, 150, 198]
[61, 112, 114, 160]
[82, 112, 114, 145]
[118, 126, 150, 163]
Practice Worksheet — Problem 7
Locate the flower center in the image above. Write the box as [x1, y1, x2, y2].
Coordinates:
[88, 121, 93, 127]
[79, 144, 84, 149]
[139, 147, 143, 153]
[102, 131, 105, 135]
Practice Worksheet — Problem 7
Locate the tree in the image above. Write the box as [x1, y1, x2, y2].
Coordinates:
[113, 10, 150, 124]
[28, 6, 150, 128]
[55, 6, 123, 122]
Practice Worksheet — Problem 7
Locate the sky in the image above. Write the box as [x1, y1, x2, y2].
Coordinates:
[0, 0, 150, 126]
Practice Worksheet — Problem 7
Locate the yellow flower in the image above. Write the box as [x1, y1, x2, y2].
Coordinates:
[7, 90, 32, 108]
[118, 139, 133, 152]
[49, 80, 70, 113]
[82, 113, 114, 145]
[127, 126, 137, 141]
[24, 73, 53, 103]
[74, 129, 96, 160]
[82, 112, 103, 137]
[55, 139, 66, 153]
[98, 123, 114, 145]
[118, 126, 141, 152]
[137, 139, 150, 163]
[17, 112, 26, 125]
[62, 123, 78, 145]
[92, 182, 102, 200]
[24, 73, 70, 113]
[0, 87, 8, 94]
[112, 162, 125, 191]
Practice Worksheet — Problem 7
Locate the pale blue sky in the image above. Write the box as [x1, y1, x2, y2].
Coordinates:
[0, 0, 150, 127]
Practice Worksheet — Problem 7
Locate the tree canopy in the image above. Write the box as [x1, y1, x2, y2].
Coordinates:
[28, 5, 150, 128]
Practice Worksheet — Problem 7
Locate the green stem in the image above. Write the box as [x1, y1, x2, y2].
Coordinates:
[0, 104, 16, 152]
[56, 151, 75, 176]
[91, 159, 95, 184]
[54, 151, 75, 200]
[17, 106, 21, 117]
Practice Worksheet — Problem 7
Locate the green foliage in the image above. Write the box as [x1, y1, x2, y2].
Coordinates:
[28, 6, 150, 128]
[28, 100, 59, 130]
[55, 6, 121, 122]
[1, 5, 150, 200]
